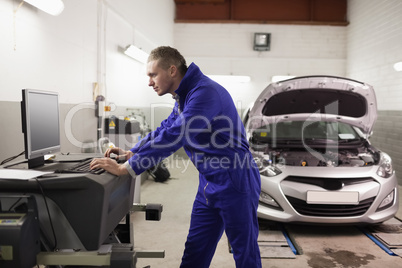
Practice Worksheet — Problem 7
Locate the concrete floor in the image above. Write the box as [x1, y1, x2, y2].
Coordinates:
[133, 158, 402, 268]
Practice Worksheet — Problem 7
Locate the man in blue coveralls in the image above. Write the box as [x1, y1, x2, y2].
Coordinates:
[90, 46, 262, 267]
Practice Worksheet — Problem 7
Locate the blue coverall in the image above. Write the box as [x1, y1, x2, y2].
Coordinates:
[127, 63, 262, 267]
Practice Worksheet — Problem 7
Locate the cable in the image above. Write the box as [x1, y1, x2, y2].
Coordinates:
[35, 178, 58, 251]
[0, 151, 25, 165]
[13, 1, 25, 51]
[7, 197, 22, 212]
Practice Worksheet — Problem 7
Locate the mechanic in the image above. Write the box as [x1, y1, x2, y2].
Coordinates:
[90, 46, 262, 268]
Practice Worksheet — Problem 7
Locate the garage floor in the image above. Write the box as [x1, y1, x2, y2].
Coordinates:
[132, 157, 402, 268]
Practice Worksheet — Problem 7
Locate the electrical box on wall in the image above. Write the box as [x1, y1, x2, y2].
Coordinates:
[253, 33, 271, 51]
[105, 117, 141, 135]
[104, 117, 142, 150]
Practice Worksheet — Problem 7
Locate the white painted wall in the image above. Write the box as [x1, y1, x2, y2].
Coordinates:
[347, 0, 402, 111]
[0, 0, 175, 160]
[174, 23, 347, 107]
[0, 0, 175, 106]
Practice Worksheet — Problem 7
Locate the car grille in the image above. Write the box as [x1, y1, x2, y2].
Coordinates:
[286, 196, 375, 217]
[284, 176, 375, 190]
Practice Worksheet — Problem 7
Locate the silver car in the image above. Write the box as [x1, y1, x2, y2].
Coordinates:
[245, 76, 398, 224]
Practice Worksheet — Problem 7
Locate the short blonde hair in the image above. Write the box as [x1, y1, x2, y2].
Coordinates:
[148, 46, 188, 76]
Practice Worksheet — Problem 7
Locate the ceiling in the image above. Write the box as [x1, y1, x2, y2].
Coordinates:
[174, 0, 348, 26]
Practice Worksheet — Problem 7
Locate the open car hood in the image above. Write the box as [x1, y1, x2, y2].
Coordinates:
[248, 76, 378, 135]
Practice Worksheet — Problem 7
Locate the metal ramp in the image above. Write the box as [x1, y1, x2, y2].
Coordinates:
[359, 217, 402, 257]
[257, 221, 300, 259]
[227, 220, 300, 258]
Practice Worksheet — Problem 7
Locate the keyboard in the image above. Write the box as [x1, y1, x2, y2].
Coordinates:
[59, 158, 105, 175]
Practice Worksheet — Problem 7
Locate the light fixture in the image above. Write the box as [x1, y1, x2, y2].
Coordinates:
[271, 75, 295, 83]
[253, 33, 271, 51]
[207, 75, 251, 84]
[23, 0, 64, 16]
[393, 62, 402, 72]
[124, 45, 149, 64]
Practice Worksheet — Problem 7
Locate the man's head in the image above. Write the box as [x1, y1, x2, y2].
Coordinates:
[147, 46, 188, 96]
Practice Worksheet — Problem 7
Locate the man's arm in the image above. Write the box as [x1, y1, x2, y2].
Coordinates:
[127, 88, 222, 175]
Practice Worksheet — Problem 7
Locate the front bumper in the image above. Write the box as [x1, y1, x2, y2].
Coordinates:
[257, 166, 399, 224]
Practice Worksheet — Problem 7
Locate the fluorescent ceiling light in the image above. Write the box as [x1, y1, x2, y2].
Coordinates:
[124, 45, 149, 64]
[24, 0, 64, 16]
[271, 75, 295, 83]
[208, 75, 251, 84]
[393, 62, 402, 72]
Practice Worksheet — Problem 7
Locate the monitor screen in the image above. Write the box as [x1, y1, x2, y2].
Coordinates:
[21, 89, 61, 168]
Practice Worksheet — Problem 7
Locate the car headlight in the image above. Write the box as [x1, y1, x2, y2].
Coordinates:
[254, 156, 282, 177]
[376, 152, 394, 178]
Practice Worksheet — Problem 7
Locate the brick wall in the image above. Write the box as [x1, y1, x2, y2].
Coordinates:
[174, 23, 347, 106]
[347, 0, 402, 110]
[347, 0, 402, 183]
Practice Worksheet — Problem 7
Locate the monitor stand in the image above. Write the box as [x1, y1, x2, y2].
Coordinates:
[27, 156, 45, 169]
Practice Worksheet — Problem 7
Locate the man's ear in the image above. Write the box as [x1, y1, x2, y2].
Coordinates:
[170, 65, 178, 77]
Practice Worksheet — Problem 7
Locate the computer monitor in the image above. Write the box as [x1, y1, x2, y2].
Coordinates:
[21, 89, 61, 169]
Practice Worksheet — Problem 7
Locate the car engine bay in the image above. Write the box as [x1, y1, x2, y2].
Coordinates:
[261, 146, 380, 167]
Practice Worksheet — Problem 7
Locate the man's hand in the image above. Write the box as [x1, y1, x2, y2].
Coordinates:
[90, 157, 128, 176]
[104, 147, 134, 161]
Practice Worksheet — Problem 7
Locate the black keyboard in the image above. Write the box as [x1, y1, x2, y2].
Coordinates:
[59, 158, 105, 175]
